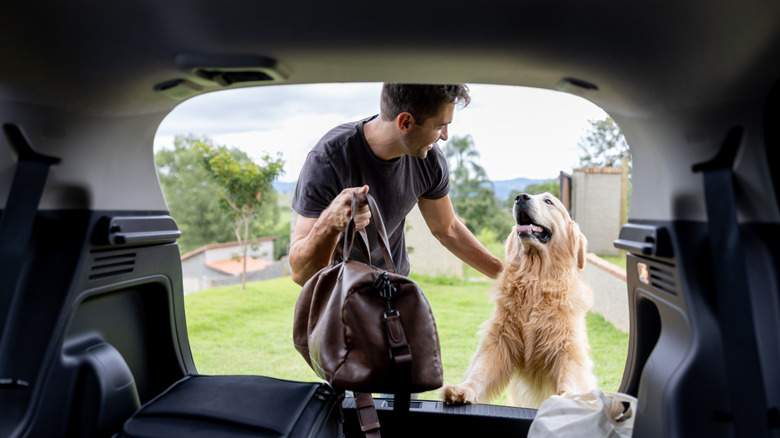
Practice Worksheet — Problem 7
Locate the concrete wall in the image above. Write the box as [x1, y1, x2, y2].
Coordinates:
[583, 253, 628, 333]
[204, 240, 274, 262]
[209, 262, 285, 288]
[181, 251, 208, 280]
[405, 204, 464, 278]
[184, 261, 285, 294]
[181, 239, 279, 294]
[572, 167, 623, 256]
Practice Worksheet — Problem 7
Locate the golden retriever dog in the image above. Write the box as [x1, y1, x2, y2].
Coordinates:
[442, 192, 596, 409]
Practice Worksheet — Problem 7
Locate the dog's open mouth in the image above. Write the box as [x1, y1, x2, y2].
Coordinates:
[516, 211, 552, 244]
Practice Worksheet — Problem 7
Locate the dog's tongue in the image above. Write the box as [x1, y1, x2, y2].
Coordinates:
[516, 224, 543, 234]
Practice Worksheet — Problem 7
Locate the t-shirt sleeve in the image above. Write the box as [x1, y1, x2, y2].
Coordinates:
[420, 144, 451, 200]
[291, 150, 342, 218]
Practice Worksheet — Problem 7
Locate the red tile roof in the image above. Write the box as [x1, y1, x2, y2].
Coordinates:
[180, 236, 277, 260]
[205, 257, 274, 275]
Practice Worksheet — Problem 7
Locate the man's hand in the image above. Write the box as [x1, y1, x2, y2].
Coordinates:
[289, 185, 370, 286]
[320, 185, 371, 232]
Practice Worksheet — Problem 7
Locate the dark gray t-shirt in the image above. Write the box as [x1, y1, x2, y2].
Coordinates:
[292, 116, 450, 275]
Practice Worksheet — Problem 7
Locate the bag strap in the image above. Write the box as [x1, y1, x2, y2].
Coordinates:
[334, 194, 372, 266]
[340, 135, 372, 266]
[347, 193, 395, 272]
[354, 392, 381, 438]
[692, 126, 770, 435]
[351, 312, 413, 437]
[384, 309, 412, 416]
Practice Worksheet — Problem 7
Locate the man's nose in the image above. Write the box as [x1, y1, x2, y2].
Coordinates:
[440, 126, 448, 141]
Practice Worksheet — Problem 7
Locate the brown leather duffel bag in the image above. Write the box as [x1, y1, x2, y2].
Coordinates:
[293, 193, 443, 432]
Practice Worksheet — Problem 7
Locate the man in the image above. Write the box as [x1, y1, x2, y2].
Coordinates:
[289, 83, 502, 286]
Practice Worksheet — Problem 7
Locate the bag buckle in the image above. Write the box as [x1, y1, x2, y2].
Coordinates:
[388, 344, 412, 361]
[374, 271, 397, 300]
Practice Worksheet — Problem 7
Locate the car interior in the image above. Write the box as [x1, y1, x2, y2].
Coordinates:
[1, 1, 779, 437]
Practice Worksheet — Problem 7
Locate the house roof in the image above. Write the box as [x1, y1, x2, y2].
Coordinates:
[573, 166, 624, 174]
[205, 257, 274, 275]
[180, 236, 277, 261]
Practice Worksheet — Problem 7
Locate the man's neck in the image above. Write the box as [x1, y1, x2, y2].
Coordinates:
[363, 116, 403, 161]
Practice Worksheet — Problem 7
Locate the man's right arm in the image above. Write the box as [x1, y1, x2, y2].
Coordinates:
[289, 185, 370, 286]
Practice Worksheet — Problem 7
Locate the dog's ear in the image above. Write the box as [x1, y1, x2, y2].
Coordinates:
[571, 221, 587, 270]
[577, 233, 587, 269]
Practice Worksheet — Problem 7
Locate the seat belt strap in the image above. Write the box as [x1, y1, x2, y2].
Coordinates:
[692, 126, 770, 435]
[0, 124, 60, 343]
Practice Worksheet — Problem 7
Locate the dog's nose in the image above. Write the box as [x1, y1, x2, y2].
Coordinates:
[515, 193, 531, 203]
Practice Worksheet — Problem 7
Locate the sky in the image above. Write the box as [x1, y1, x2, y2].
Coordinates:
[153, 83, 609, 184]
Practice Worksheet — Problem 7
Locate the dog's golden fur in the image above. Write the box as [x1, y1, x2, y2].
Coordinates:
[442, 192, 596, 408]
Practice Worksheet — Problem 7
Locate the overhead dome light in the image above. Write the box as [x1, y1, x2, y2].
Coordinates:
[557, 77, 598, 98]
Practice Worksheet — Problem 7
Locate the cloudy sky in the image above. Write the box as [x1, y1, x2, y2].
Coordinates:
[154, 83, 608, 183]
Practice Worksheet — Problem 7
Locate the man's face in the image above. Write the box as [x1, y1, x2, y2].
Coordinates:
[404, 102, 455, 159]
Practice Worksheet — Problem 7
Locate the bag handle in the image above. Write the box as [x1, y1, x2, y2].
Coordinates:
[341, 193, 396, 273]
[570, 391, 635, 424]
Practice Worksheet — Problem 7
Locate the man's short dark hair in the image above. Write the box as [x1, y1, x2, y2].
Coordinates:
[380, 83, 471, 123]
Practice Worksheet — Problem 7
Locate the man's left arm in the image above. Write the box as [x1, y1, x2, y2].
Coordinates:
[417, 195, 503, 279]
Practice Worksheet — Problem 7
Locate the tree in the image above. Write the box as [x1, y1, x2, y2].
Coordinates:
[197, 143, 285, 290]
[578, 117, 631, 171]
[503, 180, 560, 211]
[525, 180, 559, 197]
[444, 134, 489, 190]
[156, 135, 237, 253]
[156, 136, 285, 256]
[578, 117, 632, 225]
[442, 135, 513, 239]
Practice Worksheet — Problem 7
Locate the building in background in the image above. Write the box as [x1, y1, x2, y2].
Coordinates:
[181, 237, 281, 294]
[571, 167, 625, 256]
[405, 205, 465, 279]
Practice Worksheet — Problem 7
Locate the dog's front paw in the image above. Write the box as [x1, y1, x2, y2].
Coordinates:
[441, 383, 477, 405]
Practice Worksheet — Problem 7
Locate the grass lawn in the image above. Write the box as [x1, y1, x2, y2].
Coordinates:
[598, 253, 627, 270]
[185, 275, 628, 405]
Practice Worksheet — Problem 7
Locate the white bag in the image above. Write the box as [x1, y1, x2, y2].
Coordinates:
[527, 389, 637, 438]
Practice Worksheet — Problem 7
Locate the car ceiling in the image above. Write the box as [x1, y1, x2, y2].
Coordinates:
[1, 0, 779, 221]
[1, 0, 779, 119]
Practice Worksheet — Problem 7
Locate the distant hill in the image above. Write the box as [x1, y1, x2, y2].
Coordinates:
[273, 181, 297, 195]
[491, 177, 551, 200]
[274, 177, 555, 199]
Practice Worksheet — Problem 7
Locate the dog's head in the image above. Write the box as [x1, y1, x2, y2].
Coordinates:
[506, 192, 587, 270]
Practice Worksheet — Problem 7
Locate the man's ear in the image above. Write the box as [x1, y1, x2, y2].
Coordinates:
[397, 112, 414, 132]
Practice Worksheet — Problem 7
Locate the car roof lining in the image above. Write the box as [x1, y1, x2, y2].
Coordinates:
[1, 0, 779, 222]
[1, 1, 779, 118]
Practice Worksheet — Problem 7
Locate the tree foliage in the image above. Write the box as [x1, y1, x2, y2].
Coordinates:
[504, 180, 560, 210]
[443, 135, 513, 239]
[578, 117, 631, 171]
[444, 135, 489, 189]
[197, 142, 285, 290]
[156, 135, 237, 253]
[525, 180, 559, 197]
[155, 135, 286, 262]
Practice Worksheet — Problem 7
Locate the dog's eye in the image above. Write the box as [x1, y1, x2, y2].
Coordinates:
[545, 199, 553, 205]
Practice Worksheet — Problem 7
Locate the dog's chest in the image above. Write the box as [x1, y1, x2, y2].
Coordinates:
[502, 281, 556, 315]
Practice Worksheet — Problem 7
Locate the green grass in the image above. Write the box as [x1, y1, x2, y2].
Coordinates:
[598, 253, 627, 270]
[587, 312, 629, 390]
[185, 275, 628, 404]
